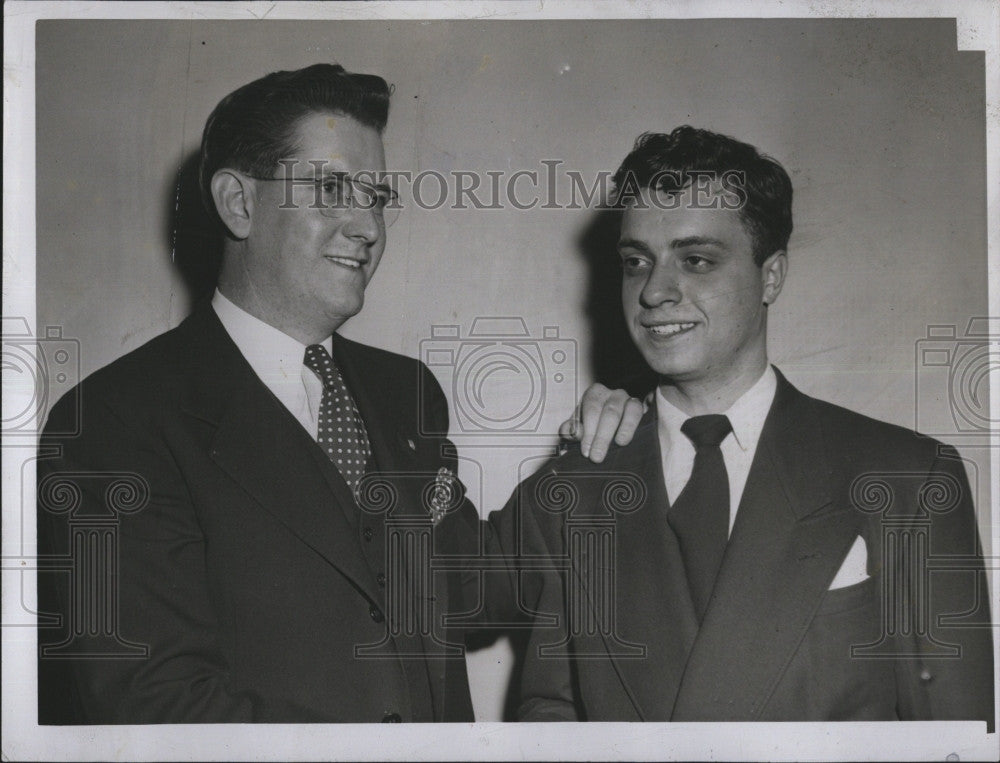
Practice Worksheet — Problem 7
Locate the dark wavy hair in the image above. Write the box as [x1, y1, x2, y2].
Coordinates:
[198, 63, 391, 225]
[612, 126, 793, 265]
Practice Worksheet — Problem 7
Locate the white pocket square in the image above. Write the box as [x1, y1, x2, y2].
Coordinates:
[829, 535, 870, 590]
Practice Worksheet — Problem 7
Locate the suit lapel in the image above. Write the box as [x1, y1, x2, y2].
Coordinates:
[587, 408, 699, 720]
[330, 335, 442, 526]
[671, 370, 860, 720]
[179, 305, 382, 606]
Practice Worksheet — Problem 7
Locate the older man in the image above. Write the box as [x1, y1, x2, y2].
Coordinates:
[36, 64, 637, 723]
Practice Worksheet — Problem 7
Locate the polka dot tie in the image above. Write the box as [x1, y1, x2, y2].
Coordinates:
[304, 344, 372, 494]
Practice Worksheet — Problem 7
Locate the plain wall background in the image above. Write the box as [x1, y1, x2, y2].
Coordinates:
[35, 18, 989, 721]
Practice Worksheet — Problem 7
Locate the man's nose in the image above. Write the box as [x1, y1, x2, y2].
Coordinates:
[341, 203, 383, 246]
[640, 263, 683, 308]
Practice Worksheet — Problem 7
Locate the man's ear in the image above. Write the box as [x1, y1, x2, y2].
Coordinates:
[210, 169, 255, 240]
[761, 250, 788, 306]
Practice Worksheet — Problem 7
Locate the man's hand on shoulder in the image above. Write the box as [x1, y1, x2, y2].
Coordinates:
[561, 383, 649, 463]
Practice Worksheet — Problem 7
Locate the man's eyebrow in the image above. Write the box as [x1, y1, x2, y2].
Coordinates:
[670, 236, 727, 250]
[616, 237, 652, 253]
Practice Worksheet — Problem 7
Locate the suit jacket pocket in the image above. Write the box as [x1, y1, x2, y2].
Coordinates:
[765, 574, 896, 721]
[816, 575, 877, 616]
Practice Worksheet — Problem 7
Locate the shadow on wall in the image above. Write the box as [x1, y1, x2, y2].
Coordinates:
[168, 150, 223, 303]
[487, 210, 656, 721]
[577, 208, 657, 397]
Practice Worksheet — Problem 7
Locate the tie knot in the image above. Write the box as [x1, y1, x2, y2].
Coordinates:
[303, 344, 339, 388]
[681, 414, 732, 448]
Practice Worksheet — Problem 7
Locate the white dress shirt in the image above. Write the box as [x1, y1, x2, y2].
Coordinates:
[656, 366, 777, 536]
[212, 290, 328, 440]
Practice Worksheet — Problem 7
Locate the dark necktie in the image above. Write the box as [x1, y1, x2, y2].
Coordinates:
[303, 344, 372, 495]
[667, 414, 732, 623]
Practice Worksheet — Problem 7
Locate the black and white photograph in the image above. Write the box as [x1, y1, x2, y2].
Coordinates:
[3, 1, 998, 760]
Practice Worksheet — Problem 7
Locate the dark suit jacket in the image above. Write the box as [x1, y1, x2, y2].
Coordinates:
[487, 369, 994, 725]
[37, 302, 479, 723]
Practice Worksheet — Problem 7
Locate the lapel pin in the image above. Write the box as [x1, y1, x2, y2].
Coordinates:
[428, 466, 455, 525]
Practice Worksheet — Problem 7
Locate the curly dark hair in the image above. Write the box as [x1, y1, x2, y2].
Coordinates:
[612, 126, 793, 265]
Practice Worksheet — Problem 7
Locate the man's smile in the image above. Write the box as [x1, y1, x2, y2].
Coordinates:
[325, 255, 365, 270]
[643, 321, 697, 338]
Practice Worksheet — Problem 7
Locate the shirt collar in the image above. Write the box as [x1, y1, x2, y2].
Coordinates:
[656, 366, 777, 452]
[211, 289, 333, 387]
[726, 366, 777, 451]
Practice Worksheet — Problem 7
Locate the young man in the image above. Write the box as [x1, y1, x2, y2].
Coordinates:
[489, 126, 994, 724]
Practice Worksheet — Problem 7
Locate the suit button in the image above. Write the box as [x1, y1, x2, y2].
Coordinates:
[370, 606, 384, 623]
[363, 527, 374, 542]
[920, 669, 933, 682]
[382, 712, 402, 722]
[376, 572, 386, 587]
